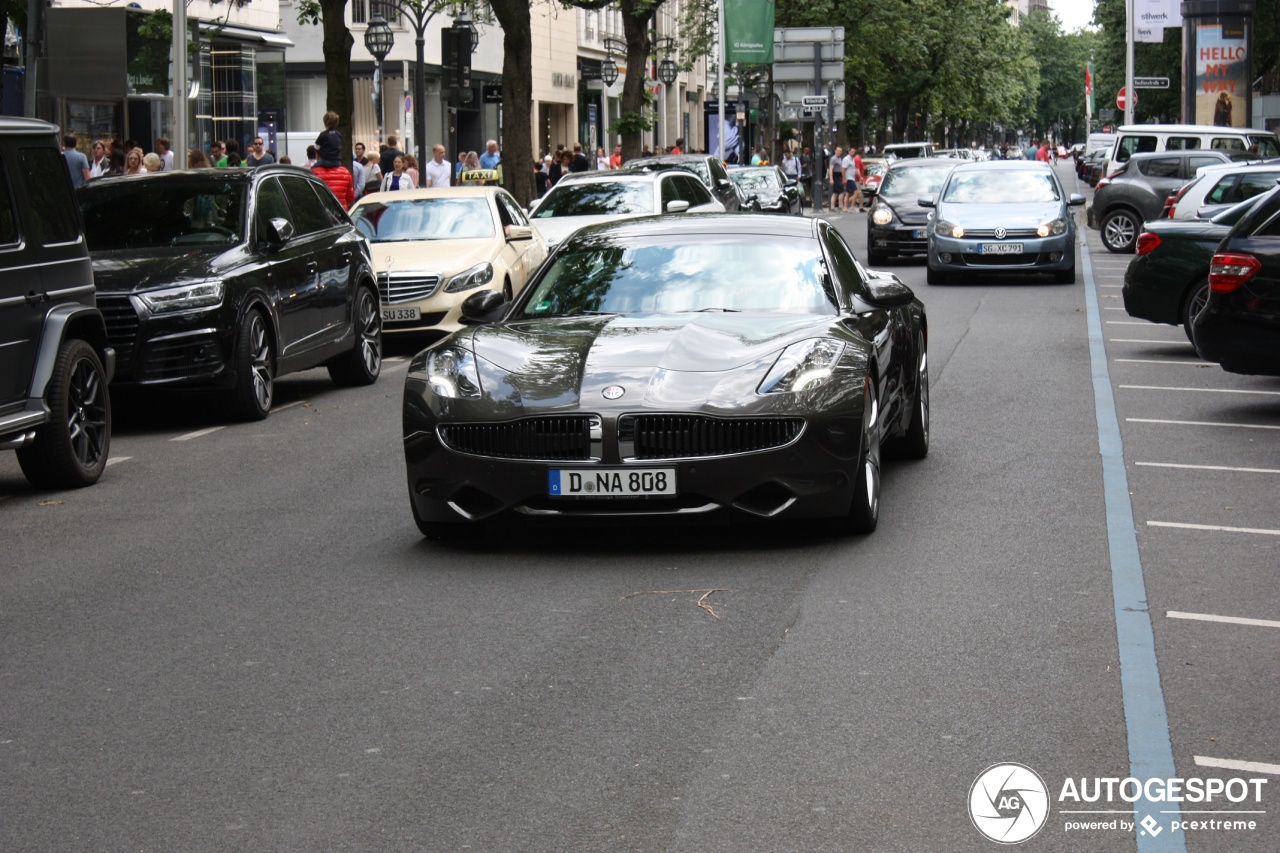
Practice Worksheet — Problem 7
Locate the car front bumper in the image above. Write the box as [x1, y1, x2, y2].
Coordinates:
[929, 232, 1075, 273]
[1193, 310, 1280, 376]
[868, 222, 932, 257]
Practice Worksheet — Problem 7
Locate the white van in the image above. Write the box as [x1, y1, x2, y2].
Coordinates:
[1086, 132, 1116, 154]
[1102, 124, 1280, 175]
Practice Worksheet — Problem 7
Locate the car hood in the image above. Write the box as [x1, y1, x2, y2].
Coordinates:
[371, 237, 498, 275]
[935, 201, 1067, 226]
[531, 213, 648, 246]
[878, 194, 934, 225]
[458, 312, 842, 410]
[90, 247, 234, 293]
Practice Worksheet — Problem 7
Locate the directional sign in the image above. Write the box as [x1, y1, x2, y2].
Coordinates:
[773, 62, 844, 83]
[802, 105, 825, 116]
[802, 95, 828, 107]
[1133, 76, 1170, 89]
[774, 41, 843, 62]
[774, 27, 844, 44]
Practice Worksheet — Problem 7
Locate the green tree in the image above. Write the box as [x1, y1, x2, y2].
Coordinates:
[297, 0, 356, 179]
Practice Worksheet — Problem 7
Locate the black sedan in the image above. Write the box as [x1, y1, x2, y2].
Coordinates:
[865, 158, 956, 264]
[80, 168, 382, 420]
[1123, 197, 1261, 343]
[403, 214, 929, 538]
[727, 166, 803, 215]
[1192, 184, 1280, 376]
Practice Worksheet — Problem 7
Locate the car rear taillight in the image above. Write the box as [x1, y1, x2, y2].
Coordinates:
[1096, 175, 1112, 188]
[1165, 183, 1193, 218]
[1208, 252, 1261, 292]
[1135, 232, 1162, 255]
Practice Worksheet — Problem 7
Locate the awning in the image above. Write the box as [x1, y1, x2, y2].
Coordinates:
[198, 22, 295, 49]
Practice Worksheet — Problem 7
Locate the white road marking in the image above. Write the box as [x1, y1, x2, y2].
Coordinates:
[1098, 284, 1123, 288]
[1103, 306, 1127, 310]
[1114, 359, 1211, 366]
[1127, 417, 1280, 430]
[1109, 338, 1193, 344]
[1168, 611, 1280, 629]
[1121, 384, 1280, 397]
[1136, 461, 1280, 474]
[384, 356, 407, 362]
[1107, 320, 1164, 325]
[1148, 520, 1280, 536]
[1194, 756, 1280, 776]
[170, 426, 225, 442]
[105, 456, 132, 466]
[270, 400, 308, 413]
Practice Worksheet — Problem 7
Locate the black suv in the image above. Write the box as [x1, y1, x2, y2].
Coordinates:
[79, 167, 382, 420]
[623, 153, 742, 211]
[0, 118, 114, 488]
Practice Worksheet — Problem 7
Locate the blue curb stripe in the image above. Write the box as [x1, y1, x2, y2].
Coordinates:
[1081, 238, 1186, 853]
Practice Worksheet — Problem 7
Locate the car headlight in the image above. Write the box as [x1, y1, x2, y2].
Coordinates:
[934, 219, 964, 238]
[758, 339, 844, 394]
[138, 280, 224, 314]
[426, 347, 482, 398]
[444, 262, 495, 293]
[871, 207, 893, 226]
[1037, 218, 1068, 237]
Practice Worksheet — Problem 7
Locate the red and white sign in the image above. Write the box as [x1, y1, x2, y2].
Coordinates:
[1116, 87, 1136, 110]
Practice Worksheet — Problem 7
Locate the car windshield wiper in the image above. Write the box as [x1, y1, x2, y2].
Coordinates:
[689, 307, 741, 312]
[523, 310, 618, 319]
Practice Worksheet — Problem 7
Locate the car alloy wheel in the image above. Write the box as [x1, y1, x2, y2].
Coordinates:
[1182, 279, 1209, 345]
[1102, 209, 1139, 253]
[16, 338, 112, 489]
[896, 351, 929, 460]
[329, 287, 382, 386]
[231, 309, 274, 421]
[848, 376, 881, 533]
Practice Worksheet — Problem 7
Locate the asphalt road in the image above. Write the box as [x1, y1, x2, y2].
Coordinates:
[2, 161, 1275, 852]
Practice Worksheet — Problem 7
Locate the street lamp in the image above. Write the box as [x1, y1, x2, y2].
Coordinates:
[601, 59, 618, 86]
[658, 57, 677, 87]
[364, 14, 394, 143]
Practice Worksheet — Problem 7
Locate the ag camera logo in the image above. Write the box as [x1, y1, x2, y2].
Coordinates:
[969, 763, 1050, 844]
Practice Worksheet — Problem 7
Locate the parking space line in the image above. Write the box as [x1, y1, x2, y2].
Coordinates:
[1114, 359, 1212, 366]
[1148, 520, 1280, 536]
[1098, 284, 1123, 288]
[1194, 756, 1280, 776]
[1108, 321, 1165, 325]
[1168, 611, 1280, 629]
[1128, 418, 1280, 430]
[270, 400, 308, 413]
[170, 426, 225, 442]
[105, 456, 132, 466]
[1110, 339, 1191, 344]
[1121, 385, 1280, 397]
[1136, 461, 1280, 474]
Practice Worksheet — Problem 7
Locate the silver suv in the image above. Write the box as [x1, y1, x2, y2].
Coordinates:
[0, 118, 113, 488]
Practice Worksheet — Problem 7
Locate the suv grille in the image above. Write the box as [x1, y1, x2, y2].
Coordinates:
[440, 416, 594, 460]
[621, 415, 803, 459]
[379, 272, 440, 304]
[95, 294, 139, 368]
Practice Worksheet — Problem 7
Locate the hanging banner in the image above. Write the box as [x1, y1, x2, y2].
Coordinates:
[725, 0, 775, 64]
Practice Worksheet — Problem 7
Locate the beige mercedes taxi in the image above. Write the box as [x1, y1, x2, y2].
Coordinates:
[349, 187, 547, 340]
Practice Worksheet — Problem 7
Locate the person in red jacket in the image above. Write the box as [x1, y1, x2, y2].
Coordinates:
[312, 163, 354, 208]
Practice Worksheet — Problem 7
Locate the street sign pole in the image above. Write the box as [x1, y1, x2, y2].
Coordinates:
[813, 42, 824, 212]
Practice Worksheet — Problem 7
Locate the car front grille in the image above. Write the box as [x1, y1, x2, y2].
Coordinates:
[620, 414, 804, 460]
[95, 294, 139, 370]
[440, 416, 596, 460]
[962, 228, 1042, 239]
[379, 272, 441, 304]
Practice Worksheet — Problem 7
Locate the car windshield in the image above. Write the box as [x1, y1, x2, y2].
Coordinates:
[532, 181, 653, 218]
[352, 197, 495, 241]
[878, 165, 951, 197]
[515, 235, 836, 318]
[942, 170, 1061, 203]
[631, 159, 710, 184]
[729, 170, 781, 191]
[80, 180, 246, 250]
[864, 162, 887, 176]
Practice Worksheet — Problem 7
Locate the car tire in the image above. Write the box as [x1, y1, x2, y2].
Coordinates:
[1055, 264, 1076, 284]
[1181, 278, 1209, 345]
[230, 309, 275, 421]
[893, 352, 929, 460]
[926, 264, 947, 285]
[847, 377, 881, 534]
[328, 287, 382, 387]
[16, 338, 112, 489]
[1101, 209, 1140, 253]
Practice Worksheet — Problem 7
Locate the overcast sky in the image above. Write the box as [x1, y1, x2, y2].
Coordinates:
[1053, 0, 1098, 33]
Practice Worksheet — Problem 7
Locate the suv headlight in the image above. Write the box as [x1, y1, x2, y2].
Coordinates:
[426, 347, 482, 398]
[934, 219, 964, 238]
[1037, 218, 1068, 237]
[138, 280, 224, 313]
[444, 262, 495, 293]
[871, 207, 893, 226]
[758, 339, 844, 394]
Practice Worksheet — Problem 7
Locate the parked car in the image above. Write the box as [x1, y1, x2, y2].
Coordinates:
[1167, 161, 1280, 220]
[529, 167, 723, 247]
[865, 158, 957, 264]
[350, 187, 546, 342]
[1101, 123, 1279, 177]
[882, 142, 936, 160]
[0, 118, 113, 488]
[624, 153, 742, 211]
[1192, 184, 1280, 376]
[402, 214, 929, 539]
[923, 160, 1085, 284]
[79, 167, 382, 421]
[1123, 197, 1261, 343]
[726, 165, 803, 215]
[862, 158, 887, 194]
[1077, 148, 1107, 185]
[1087, 149, 1241, 253]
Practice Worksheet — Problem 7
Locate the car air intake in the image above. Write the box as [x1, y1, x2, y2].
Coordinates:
[439, 416, 594, 460]
[621, 415, 803, 459]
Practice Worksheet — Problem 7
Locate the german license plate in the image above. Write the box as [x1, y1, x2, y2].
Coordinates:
[912, 229, 926, 239]
[548, 467, 677, 498]
[382, 306, 420, 321]
[980, 243, 1023, 255]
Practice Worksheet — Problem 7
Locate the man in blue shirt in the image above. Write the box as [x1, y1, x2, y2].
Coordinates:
[479, 139, 501, 170]
[62, 135, 90, 188]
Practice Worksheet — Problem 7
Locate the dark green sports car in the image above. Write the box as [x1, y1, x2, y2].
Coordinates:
[1123, 196, 1261, 343]
[402, 214, 929, 538]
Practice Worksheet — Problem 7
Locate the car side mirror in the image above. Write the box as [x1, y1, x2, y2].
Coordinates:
[507, 224, 534, 241]
[864, 275, 916, 307]
[918, 196, 936, 208]
[263, 217, 294, 248]
[527, 197, 541, 213]
[460, 289, 507, 324]
[665, 200, 691, 213]
[1068, 193, 1086, 206]
[863, 185, 878, 197]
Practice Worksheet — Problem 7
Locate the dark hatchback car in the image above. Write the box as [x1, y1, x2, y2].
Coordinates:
[80, 168, 382, 420]
[1, 118, 113, 488]
[864, 158, 956, 264]
[1123, 197, 1260, 343]
[1192, 184, 1280, 376]
[624, 153, 742, 211]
